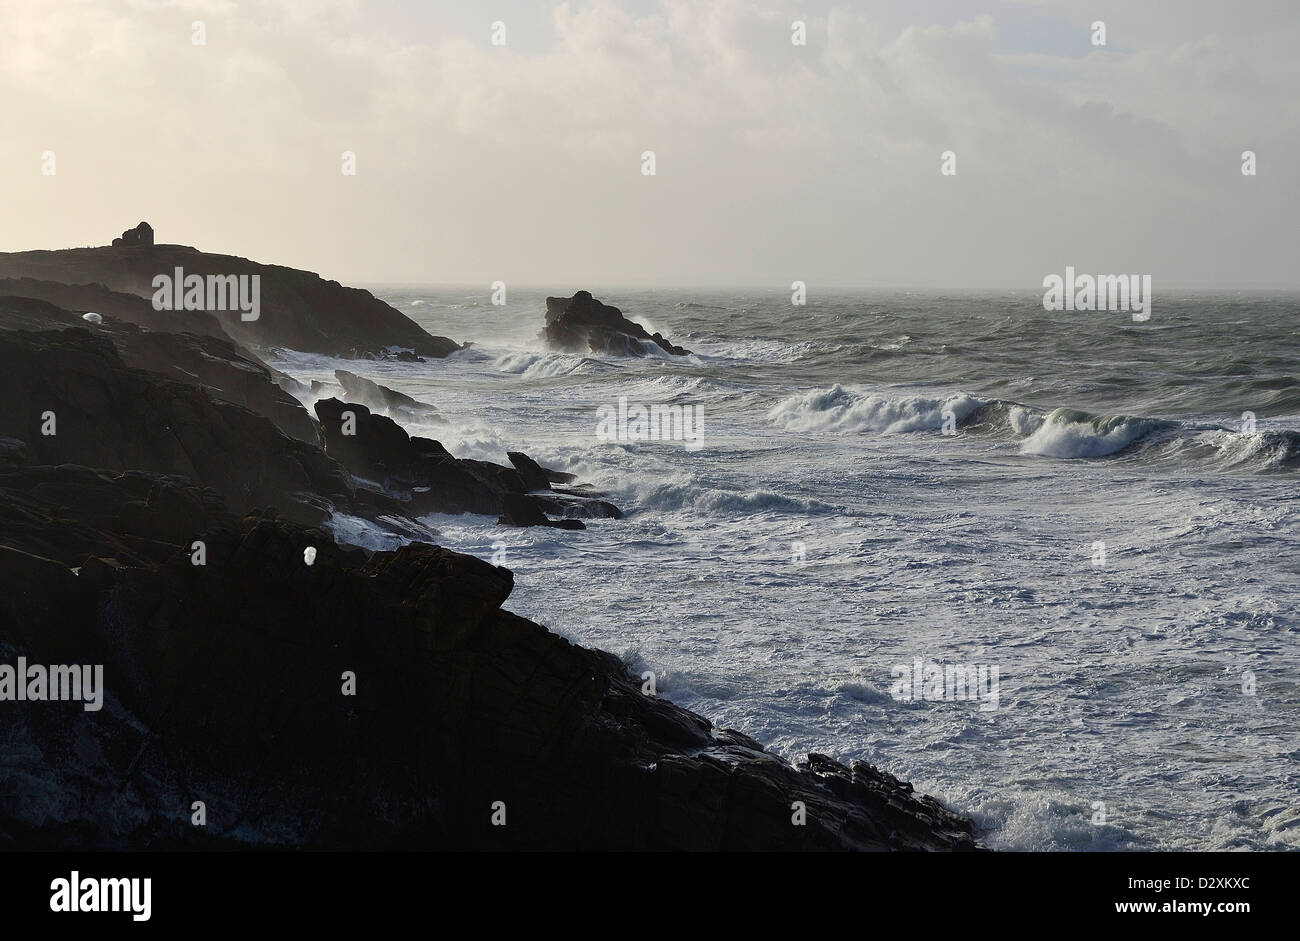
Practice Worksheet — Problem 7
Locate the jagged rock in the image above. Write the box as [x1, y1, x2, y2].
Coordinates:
[499, 492, 585, 530]
[0, 278, 229, 340]
[313, 399, 415, 482]
[0, 244, 461, 359]
[0, 464, 238, 568]
[334, 369, 439, 419]
[0, 284, 314, 425]
[0, 293, 320, 444]
[271, 372, 310, 397]
[110, 322, 319, 445]
[315, 398, 509, 514]
[543, 290, 689, 356]
[0, 326, 351, 525]
[503, 452, 620, 519]
[314, 397, 619, 522]
[507, 451, 551, 490]
[506, 451, 576, 488]
[529, 491, 622, 520]
[0, 250, 980, 852]
[0, 474, 978, 850]
[0, 437, 28, 467]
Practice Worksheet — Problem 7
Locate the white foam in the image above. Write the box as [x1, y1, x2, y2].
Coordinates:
[630, 479, 839, 516]
[1019, 409, 1166, 458]
[1007, 405, 1045, 437]
[325, 514, 411, 551]
[768, 385, 985, 435]
[494, 350, 615, 379]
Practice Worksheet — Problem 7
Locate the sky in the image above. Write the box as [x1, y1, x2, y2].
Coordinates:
[2, 0, 1297, 287]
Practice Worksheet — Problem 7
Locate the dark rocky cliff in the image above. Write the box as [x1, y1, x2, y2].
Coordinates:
[0, 292, 978, 851]
[0, 245, 459, 358]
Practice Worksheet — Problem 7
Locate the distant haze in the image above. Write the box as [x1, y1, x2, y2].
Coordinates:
[3, 0, 1298, 288]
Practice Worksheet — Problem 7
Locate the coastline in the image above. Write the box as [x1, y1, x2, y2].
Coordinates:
[0, 244, 979, 851]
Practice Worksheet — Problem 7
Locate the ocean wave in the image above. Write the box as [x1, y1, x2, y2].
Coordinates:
[1018, 408, 1177, 458]
[1151, 426, 1300, 471]
[630, 479, 839, 516]
[768, 385, 986, 434]
[604, 373, 756, 408]
[494, 350, 619, 379]
[444, 344, 493, 362]
[961, 789, 1144, 851]
[1008, 408, 1300, 469]
[687, 335, 828, 364]
[1226, 428, 1300, 469]
[673, 301, 741, 311]
[830, 679, 897, 705]
[768, 386, 1300, 471]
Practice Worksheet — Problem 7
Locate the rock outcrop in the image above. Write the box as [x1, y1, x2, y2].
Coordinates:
[0, 277, 229, 340]
[313, 397, 619, 523]
[0, 296, 317, 445]
[498, 491, 585, 529]
[543, 290, 690, 356]
[507, 451, 576, 487]
[0, 244, 460, 359]
[0, 281, 312, 401]
[0, 467, 978, 850]
[0, 325, 350, 525]
[0, 287, 980, 852]
[333, 369, 440, 420]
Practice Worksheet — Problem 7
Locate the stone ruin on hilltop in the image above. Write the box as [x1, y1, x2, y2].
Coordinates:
[111, 221, 154, 247]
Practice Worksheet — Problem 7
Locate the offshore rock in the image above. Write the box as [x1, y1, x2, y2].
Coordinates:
[543, 290, 689, 357]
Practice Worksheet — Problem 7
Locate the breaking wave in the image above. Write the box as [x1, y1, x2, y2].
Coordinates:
[768, 385, 985, 434]
[769, 385, 1300, 471]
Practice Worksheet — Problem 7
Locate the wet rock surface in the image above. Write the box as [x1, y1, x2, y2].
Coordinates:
[0, 470, 978, 850]
[0, 291, 979, 852]
[0, 325, 350, 526]
[0, 277, 230, 340]
[0, 245, 460, 359]
[334, 369, 441, 420]
[543, 290, 690, 356]
[313, 397, 618, 523]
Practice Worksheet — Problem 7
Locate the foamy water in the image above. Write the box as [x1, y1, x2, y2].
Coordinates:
[268, 286, 1300, 851]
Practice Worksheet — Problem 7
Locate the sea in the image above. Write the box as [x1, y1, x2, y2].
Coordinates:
[267, 286, 1300, 851]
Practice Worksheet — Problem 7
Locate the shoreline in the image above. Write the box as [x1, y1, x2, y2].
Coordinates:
[0, 243, 980, 851]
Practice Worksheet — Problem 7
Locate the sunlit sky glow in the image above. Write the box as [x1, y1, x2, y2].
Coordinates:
[3, 0, 1297, 287]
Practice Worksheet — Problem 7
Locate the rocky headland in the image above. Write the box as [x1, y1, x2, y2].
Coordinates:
[0, 243, 978, 851]
[0, 238, 459, 359]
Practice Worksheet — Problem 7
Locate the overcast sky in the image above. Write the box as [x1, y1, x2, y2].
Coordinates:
[3, 0, 1297, 287]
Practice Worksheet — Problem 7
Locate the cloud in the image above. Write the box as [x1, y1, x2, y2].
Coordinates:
[2, 0, 1296, 286]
